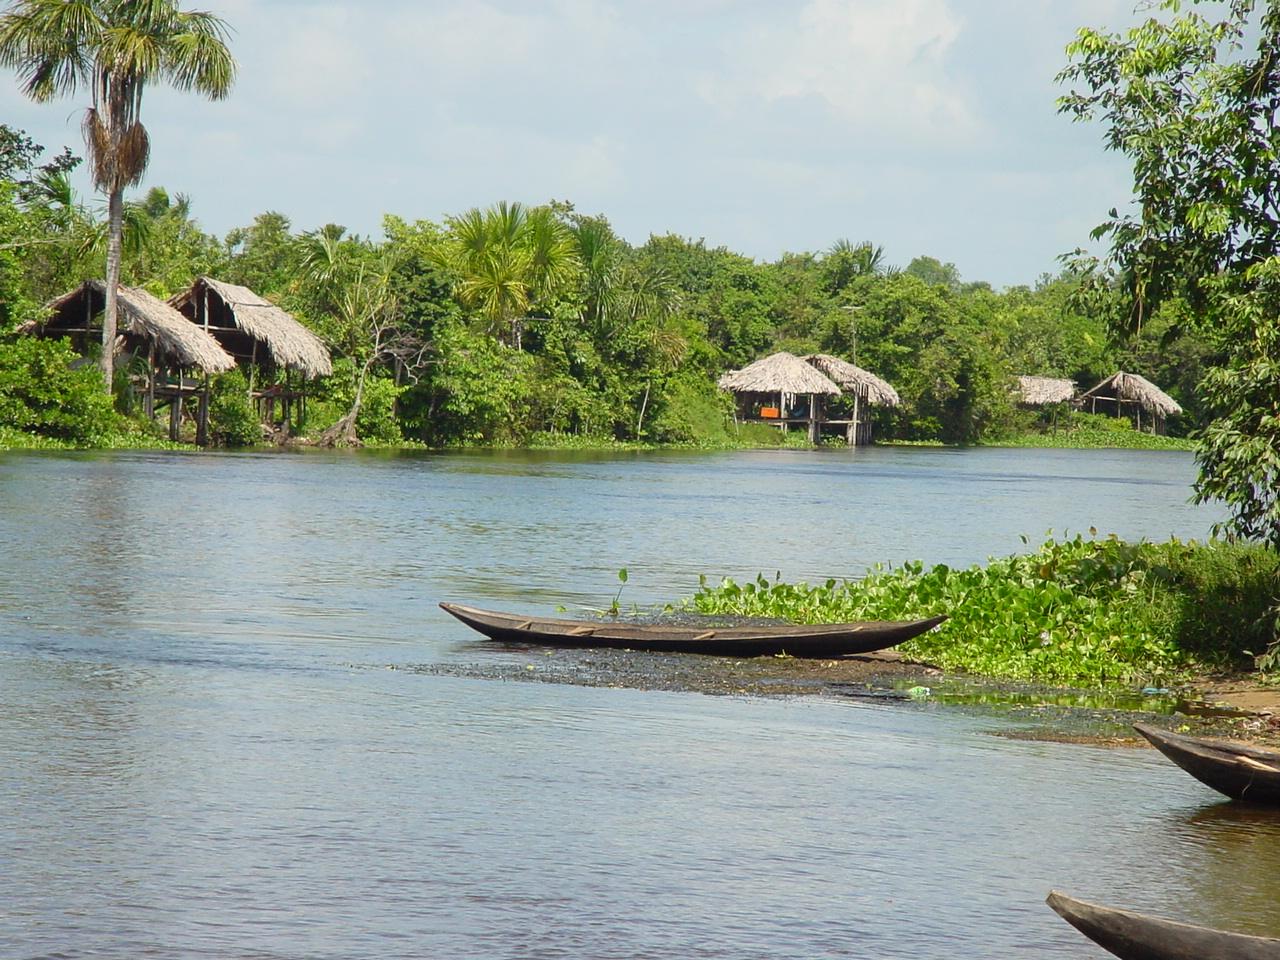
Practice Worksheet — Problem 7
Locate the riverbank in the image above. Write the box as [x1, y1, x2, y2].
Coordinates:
[0, 427, 1198, 453]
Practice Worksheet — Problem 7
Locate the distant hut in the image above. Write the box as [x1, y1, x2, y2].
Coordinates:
[1079, 371, 1182, 435]
[1015, 375, 1075, 406]
[803, 353, 900, 445]
[718, 351, 841, 443]
[1014, 375, 1076, 432]
[170, 277, 332, 428]
[20, 280, 235, 442]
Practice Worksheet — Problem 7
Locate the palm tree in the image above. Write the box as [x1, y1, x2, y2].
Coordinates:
[435, 202, 579, 349]
[0, 0, 236, 391]
[822, 239, 887, 295]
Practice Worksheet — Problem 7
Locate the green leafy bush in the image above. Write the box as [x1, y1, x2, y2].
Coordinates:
[0, 336, 119, 443]
[648, 375, 734, 444]
[690, 535, 1280, 687]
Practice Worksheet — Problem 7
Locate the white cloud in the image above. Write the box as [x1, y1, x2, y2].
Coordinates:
[698, 0, 977, 144]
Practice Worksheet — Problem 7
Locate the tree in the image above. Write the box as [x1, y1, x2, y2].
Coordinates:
[0, 0, 236, 391]
[433, 201, 578, 349]
[904, 255, 961, 290]
[821, 239, 887, 296]
[1059, 0, 1280, 546]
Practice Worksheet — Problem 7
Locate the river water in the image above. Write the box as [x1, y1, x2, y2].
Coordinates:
[2, 446, 1277, 959]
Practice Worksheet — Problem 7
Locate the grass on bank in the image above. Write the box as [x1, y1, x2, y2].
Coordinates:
[984, 412, 1196, 451]
[691, 535, 1280, 688]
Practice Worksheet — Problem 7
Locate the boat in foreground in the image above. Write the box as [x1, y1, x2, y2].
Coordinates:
[439, 602, 946, 658]
[1134, 722, 1280, 805]
[1047, 890, 1280, 960]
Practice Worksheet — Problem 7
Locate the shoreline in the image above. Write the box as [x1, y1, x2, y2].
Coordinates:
[406, 645, 1280, 748]
[0, 430, 1197, 454]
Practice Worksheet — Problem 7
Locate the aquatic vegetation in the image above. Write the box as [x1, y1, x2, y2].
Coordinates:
[691, 535, 1280, 688]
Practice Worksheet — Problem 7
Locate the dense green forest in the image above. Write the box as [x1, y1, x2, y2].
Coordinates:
[0, 122, 1204, 451]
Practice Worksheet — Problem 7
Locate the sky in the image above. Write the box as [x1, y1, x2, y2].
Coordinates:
[0, 0, 1151, 288]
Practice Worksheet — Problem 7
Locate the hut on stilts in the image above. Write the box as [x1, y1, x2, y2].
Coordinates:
[169, 277, 332, 433]
[1014, 375, 1076, 432]
[1078, 371, 1182, 435]
[20, 280, 235, 443]
[803, 354, 900, 445]
[717, 351, 843, 444]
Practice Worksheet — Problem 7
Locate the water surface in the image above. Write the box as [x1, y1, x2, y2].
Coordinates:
[2, 446, 1275, 959]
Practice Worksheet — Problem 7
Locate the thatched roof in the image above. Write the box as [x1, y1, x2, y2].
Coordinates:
[171, 276, 332, 378]
[26, 280, 235, 373]
[1015, 375, 1075, 406]
[718, 351, 841, 395]
[803, 354, 900, 407]
[1079, 371, 1182, 417]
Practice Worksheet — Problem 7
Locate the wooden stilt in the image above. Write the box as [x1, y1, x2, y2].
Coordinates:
[196, 375, 210, 446]
[170, 393, 183, 440]
[145, 344, 156, 419]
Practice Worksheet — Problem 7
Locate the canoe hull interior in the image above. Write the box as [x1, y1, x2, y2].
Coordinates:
[439, 602, 946, 658]
[1134, 722, 1280, 805]
[1047, 890, 1280, 960]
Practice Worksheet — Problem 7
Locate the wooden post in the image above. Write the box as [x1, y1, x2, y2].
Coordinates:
[169, 391, 183, 440]
[145, 344, 156, 419]
[851, 394, 861, 446]
[808, 394, 818, 444]
[196, 374, 210, 446]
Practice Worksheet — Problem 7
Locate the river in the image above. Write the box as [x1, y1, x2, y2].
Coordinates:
[1, 446, 1277, 959]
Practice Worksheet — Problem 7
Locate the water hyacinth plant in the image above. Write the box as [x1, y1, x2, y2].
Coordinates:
[691, 535, 1280, 687]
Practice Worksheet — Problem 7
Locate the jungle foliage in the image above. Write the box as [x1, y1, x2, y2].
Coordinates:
[0, 120, 1187, 453]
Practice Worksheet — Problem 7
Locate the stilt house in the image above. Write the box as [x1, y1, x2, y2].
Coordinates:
[169, 277, 332, 429]
[20, 280, 235, 442]
[803, 354, 900, 445]
[1078, 371, 1182, 435]
[718, 351, 842, 443]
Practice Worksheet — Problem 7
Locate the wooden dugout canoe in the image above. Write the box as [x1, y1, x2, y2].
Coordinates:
[439, 602, 946, 658]
[1047, 890, 1280, 960]
[1134, 722, 1280, 805]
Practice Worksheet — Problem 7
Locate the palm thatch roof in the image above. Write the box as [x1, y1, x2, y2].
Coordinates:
[1079, 371, 1182, 417]
[803, 354, 900, 407]
[170, 276, 332, 378]
[718, 351, 841, 395]
[1015, 375, 1076, 406]
[24, 280, 235, 373]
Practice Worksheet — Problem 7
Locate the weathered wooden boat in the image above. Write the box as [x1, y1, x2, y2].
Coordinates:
[1134, 722, 1280, 805]
[1047, 890, 1280, 960]
[439, 602, 946, 658]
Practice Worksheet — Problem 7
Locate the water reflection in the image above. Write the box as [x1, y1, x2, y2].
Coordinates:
[1164, 802, 1280, 935]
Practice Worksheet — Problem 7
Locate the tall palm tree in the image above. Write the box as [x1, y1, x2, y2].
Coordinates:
[0, 0, 236, 391]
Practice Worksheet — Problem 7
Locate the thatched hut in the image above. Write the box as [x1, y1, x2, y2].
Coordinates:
[170, 277, 331, 378]
[803, 353, 900, 445]
[718, 351, 841, 443]
[1079, 371, 1182, 434]
[170, 277, 332, 429]
[1014, 375, 1075, 407]
[1013, 375, 1076, 433]
[20, 280, 235, 442]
